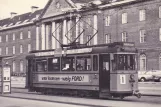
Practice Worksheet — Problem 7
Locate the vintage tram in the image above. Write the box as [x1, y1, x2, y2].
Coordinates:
[26, 42, 141, 99]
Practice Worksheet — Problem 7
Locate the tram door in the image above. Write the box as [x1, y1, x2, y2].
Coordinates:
[99, 54, 110, 92]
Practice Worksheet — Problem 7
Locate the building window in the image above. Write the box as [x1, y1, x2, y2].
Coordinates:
[105, 16, 110, 26]
[0, 36, 2, 42]
[20, 60, 23, 72]
[28, 30, 31, 38]
[0, 48, 2, 55]
[20, 45, 23, 53]
[6, 47, 8, 55]
[87, 35, 91, 46]
[140, 29, 146, 43]
[159, 28, 161, 41]
[122, 32, 128, 42]
[13, 61, 16, 72]
[13, 33, 15, 40]
[105, 34, 111, 43]
[139, 9, 146, 21]
[159, 6, 161, 18]
[122, 13, 127, 24]
[28, 44, 31, 52]
[20, 32, 23, 39]
[13, 46, 15, 54]
[6, 35, 8, 42]
[140, 54, 146, 70]
[159, 54, 161, 70]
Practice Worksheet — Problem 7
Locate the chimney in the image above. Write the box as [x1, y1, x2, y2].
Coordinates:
[31, 6, 39, 13]
[11, 12, 17, 18]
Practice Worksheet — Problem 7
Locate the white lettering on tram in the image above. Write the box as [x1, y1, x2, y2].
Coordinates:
[38, 74, 89, 83]
[34, 48, 92, 56]
[123, 43, 134, 47]
[35, 51, 55, 56]
[120, 75, 126, 84]
[66, 48, 92, 54]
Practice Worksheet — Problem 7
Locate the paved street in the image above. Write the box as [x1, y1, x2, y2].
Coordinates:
[11, 81, 161, 96]
[1, 92, 161, 107]
[10, 79, 161, 106]
[0, 97, 91, 107]
[139, 82, 161, 96]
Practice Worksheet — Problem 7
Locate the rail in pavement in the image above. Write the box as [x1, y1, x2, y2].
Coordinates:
[11, 82, 161, 97]
[0, 93, 160, 107]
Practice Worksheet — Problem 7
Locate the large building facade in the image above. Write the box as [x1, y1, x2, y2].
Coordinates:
[0, 7, 42, 76]
[36, 0, 161, 71]
[1, 0, 161, 74]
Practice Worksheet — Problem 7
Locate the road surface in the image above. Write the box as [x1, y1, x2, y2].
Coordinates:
[1, 92, 161, 107]
[0, 97, 91, 107]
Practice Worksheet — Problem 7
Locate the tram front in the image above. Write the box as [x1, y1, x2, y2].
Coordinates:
[110, 53, 141, 99]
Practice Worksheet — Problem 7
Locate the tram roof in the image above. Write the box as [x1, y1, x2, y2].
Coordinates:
[32, 42, 135, 52]
[27, 42, 137, 58]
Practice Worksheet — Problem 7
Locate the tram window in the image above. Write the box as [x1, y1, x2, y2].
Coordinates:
[93, 55, 98, 71]
[61, 57, 75, 71]
[76, 56, 91, 71]
[48, 58, 60, 71]
[117, 54, 135, 70]
[36, 59, 47, 72]
[112, 55, 117, 70]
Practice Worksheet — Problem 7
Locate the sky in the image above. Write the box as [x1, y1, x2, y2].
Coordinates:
[0, 0, 49, 19]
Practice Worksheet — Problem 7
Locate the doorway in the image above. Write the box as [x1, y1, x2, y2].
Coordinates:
[99, 54, 110, 92]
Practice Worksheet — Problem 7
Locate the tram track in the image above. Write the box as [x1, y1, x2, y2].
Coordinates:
[8, 87, 161, 107]
[0, 92, 108, 107]
[11, 90, 99, 100]
[4, 91, 161, 107]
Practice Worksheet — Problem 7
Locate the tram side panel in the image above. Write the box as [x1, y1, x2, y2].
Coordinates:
[110, 72, 138, 93]
[31, 72, 100, 91]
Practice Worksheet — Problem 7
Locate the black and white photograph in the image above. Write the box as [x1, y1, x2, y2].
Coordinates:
[0, 0, 161, 107]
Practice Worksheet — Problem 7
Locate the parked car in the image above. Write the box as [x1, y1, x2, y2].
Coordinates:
[153, 75, 161, 82]
[151, 71, 161, 82]
[138, 71, 154, 82]
[138, 70, 161, 82]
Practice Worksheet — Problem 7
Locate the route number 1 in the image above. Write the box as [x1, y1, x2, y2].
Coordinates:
[120, 75, 126, 84]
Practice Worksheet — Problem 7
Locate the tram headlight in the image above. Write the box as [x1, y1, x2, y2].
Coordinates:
[129, 74, 135, 83]
[130, 74, 135, 80]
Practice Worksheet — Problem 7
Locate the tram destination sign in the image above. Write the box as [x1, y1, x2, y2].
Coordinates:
[38, 74, 89, 83]
[123, 43, 135, 47]
[34, 48, 92, 57]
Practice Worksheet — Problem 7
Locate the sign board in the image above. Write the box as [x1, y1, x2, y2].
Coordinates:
[34, 48, 92, 57]
[38, 74, 89, 83]
[0, 65, 11, 94]
[3, 67, 10, 82]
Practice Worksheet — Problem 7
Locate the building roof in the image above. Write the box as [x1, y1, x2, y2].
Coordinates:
[39, 0, 125, 19]
[0, 9, 43, 31]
